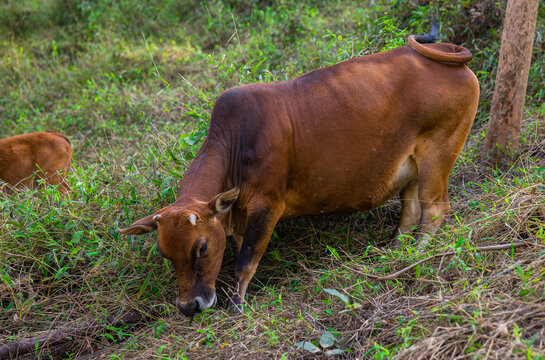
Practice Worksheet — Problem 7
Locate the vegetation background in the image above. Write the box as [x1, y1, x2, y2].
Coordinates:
[1, 0, 544, 358]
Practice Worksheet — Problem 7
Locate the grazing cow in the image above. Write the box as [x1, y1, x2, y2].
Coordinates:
[0, 131, 73, 193]
[119, 35, 479, 316]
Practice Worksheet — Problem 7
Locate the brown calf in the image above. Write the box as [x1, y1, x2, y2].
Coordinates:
[0, 131, 73, 193]
[120, 36, 479, 316]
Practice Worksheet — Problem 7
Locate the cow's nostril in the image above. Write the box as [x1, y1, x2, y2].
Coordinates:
[176, 298, 200, 317]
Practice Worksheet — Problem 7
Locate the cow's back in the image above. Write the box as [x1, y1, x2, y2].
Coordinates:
[207, 44, 478, 218]
[0, 132, 73, 187]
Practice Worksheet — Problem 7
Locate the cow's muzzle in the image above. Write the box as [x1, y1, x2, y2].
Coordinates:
[176, 293, 217, 316]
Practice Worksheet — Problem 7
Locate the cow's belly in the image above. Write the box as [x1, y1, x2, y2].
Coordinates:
[281, 154, 417, 219]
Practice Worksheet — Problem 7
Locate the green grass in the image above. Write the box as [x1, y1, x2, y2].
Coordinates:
[1, 0, 545, 358]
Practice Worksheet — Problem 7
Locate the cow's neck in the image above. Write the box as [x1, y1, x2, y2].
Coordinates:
[173, 140, 228, 206]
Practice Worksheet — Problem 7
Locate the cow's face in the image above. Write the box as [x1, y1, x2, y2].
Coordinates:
[119, 188, 239, 316]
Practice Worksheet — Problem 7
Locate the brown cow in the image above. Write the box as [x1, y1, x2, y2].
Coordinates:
[119, 35, 479, 316]
[0, 131, 73, 193]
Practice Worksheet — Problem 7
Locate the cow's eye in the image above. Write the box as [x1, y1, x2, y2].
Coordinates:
[199, 242, 208, 257]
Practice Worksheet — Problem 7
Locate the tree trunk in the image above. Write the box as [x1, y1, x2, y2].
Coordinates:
[483, 0, 539, 161]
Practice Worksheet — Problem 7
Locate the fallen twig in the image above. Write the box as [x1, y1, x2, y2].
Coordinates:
[347, 240, 535, 281]
[0, 310, 151, 359]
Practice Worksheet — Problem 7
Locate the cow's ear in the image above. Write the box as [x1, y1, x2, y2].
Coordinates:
[210, 187, 240, 216]
[118, 214, 158, 235]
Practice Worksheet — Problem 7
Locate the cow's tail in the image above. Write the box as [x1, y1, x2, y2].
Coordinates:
[47, 131, 71, 145]
[407, 19, 473, 63]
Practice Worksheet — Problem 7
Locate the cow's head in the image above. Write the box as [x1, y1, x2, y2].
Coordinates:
[118, 187, 239, 316]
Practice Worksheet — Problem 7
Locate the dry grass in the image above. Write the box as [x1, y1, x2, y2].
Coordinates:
[2, 114, 543, 359]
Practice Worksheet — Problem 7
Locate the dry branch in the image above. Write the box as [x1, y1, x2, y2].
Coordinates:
[0, 310, 150, 359]
[349, 240, 535, 281]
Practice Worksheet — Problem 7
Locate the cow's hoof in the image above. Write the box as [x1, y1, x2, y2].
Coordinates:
[390, 237, 402, 249]
[228, 303, 244, 314]
[416, 236, 432, 253]
[228, 295, 244, 314]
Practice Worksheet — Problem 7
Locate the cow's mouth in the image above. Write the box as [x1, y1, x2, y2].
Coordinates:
[176, 293, 217, 316]
[195, 293, 217, 311]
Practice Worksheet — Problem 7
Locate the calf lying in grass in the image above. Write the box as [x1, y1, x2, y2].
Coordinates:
[0, 131, 73, 193]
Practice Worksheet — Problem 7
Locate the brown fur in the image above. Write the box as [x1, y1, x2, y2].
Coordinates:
[120, 39, 479, 316]
[0, 132, 73, 193]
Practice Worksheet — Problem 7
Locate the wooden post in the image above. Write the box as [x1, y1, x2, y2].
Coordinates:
[483, 0, 539, 161]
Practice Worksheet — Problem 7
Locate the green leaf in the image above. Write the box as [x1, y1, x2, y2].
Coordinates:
[324, 288, 349, 304]
[250, 56, 268, 76]
[326, 245, 341, 260]
[167, 170, 183, 178]
[53, 266, 65, 281]
[71, 231, 84, 244]
[320, 331, 335, 348]
[295, 341, 321, 353]
[325, 349, 345, 356]
[168, 150, 182, 165]
[137, 272, 152, 300]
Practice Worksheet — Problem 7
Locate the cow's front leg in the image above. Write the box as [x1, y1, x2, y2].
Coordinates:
[231, 203, 284, 311]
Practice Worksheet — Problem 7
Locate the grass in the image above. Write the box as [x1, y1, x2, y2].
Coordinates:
[1, 0, 545, 358]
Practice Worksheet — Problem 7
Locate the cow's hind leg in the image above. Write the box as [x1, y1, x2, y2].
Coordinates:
[414, 144, 459, 247]
[417, 186, 450, 248]
[391, 179, 421, 248]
